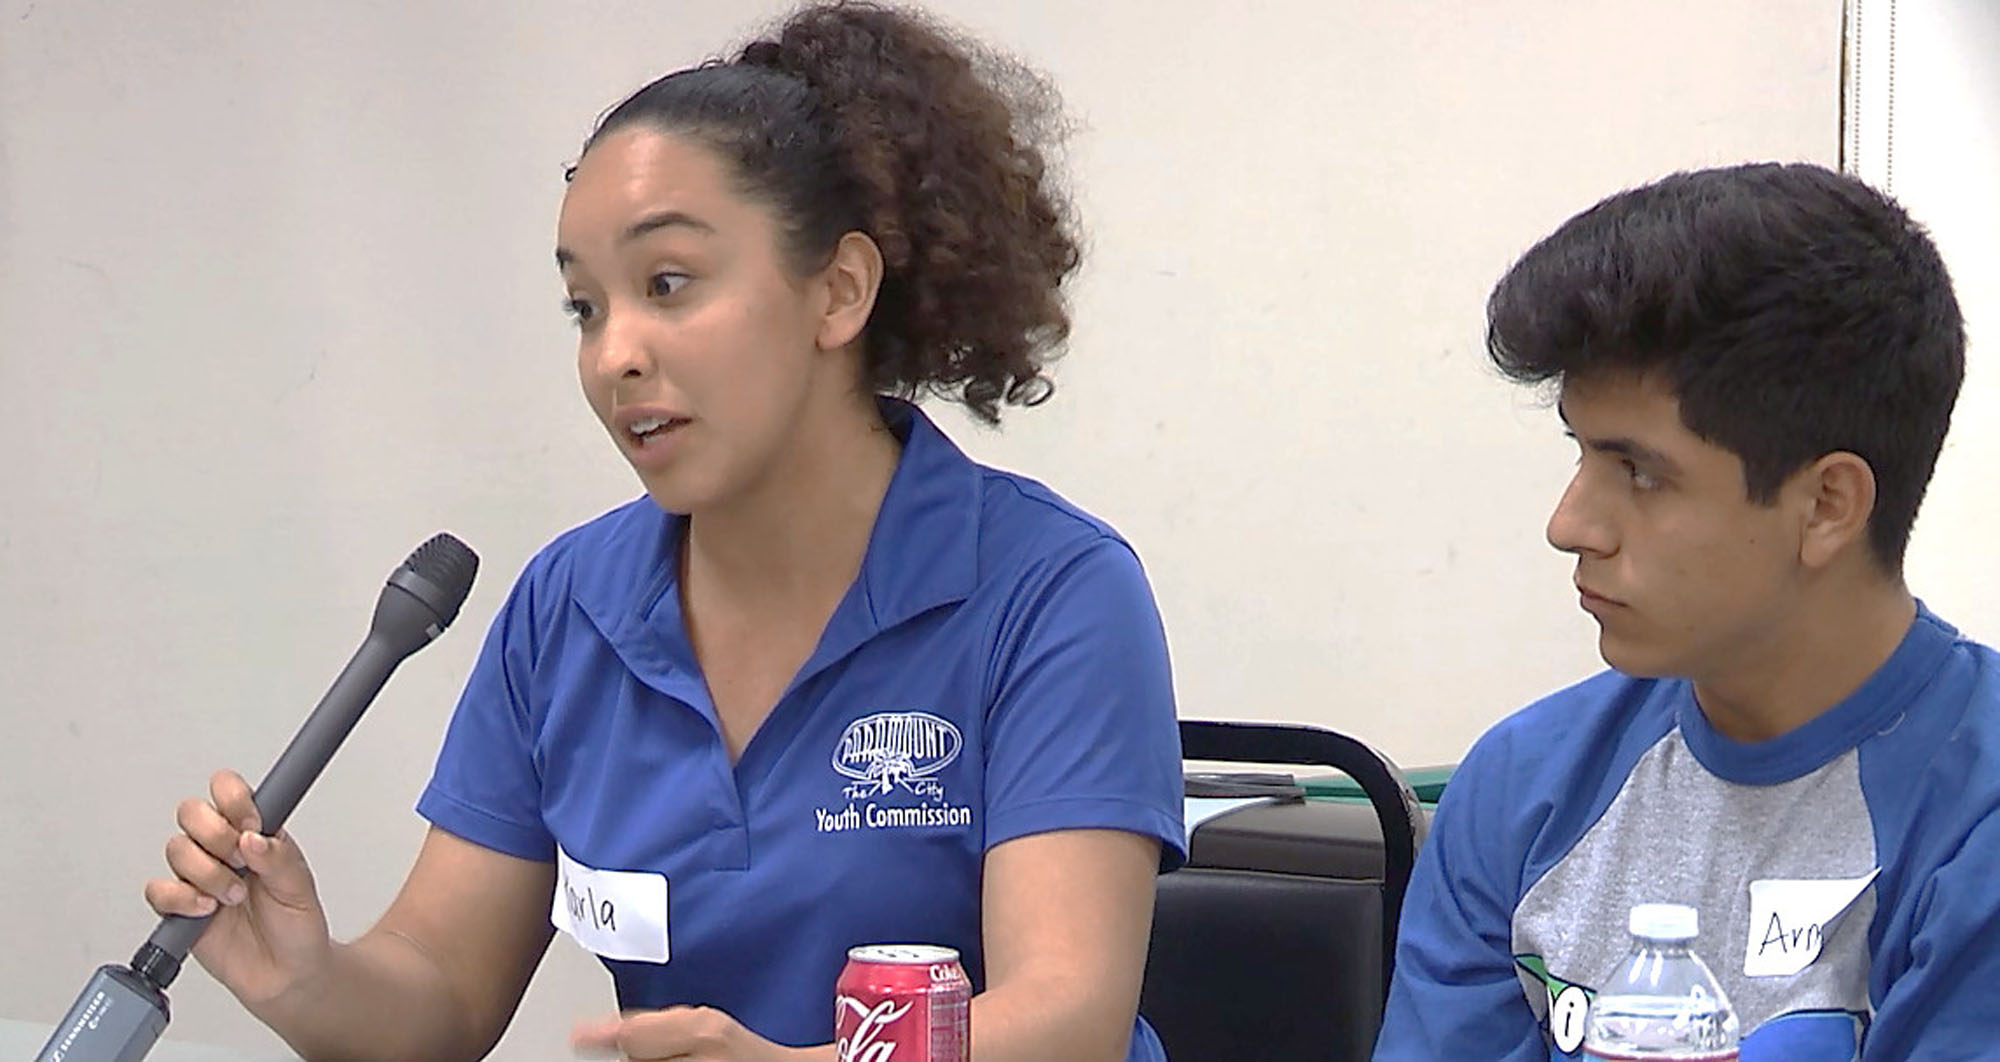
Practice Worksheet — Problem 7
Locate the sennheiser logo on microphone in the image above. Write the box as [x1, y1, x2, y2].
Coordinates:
[48, 989, 111, 1061]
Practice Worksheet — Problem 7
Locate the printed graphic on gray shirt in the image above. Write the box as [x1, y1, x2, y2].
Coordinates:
[1512, 731, 1875, 1057]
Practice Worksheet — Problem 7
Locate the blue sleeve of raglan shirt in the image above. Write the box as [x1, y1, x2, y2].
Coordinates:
[980, 537, 1187, 870]
[414, 561, 557, 862]
[1864, 807, 2000, 1059]
[1862, 756, 2000, 1057]
[1375, 721, 1548, 1061]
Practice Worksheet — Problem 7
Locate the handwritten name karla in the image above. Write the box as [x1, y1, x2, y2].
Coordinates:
[564, 878, 618, 933]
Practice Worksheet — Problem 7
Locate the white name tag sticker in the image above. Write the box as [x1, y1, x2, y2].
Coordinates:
[1744, 868, 1878, 978]
[551, 845, 670, 964]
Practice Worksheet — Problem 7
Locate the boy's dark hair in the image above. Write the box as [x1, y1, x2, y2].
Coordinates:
[581, 1, 1079, 425]
[1486, 162, 1965, 570]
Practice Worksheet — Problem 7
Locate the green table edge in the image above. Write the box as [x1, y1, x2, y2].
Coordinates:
[1298, 764, 1453, 805]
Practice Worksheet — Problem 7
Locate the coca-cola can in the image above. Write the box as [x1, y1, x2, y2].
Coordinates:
[834, 943, 971, 1062]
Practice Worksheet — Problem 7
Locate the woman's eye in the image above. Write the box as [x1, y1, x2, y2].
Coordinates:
[649, 272, 690, 298]
[561, 297, 596, 326]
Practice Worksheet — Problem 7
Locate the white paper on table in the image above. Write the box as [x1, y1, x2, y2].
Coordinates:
[1182, 796, 1281, 850]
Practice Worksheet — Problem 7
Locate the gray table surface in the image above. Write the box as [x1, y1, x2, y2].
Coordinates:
[0, 1017, 293, 1061]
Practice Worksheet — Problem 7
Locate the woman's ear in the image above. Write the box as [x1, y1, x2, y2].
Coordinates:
[815, 231, 884, 352]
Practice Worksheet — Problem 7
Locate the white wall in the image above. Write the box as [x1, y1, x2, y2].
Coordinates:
[0, 2, 1841, 1057]
[1845, 0, 2000, 637]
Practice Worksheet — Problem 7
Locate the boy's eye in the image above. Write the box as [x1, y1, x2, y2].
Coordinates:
[1625, 460, 1661, 491]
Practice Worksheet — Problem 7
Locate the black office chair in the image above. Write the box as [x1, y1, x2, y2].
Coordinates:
[1140, 720, 1427, 1062]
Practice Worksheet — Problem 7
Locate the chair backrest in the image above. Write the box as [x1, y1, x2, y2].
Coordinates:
[1139, 720, 1426, 1062]
[1144, 867, 1385, 1061]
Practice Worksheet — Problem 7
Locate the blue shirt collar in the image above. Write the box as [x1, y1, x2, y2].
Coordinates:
[1678, 602, 1959, 785]
[849, 397, 983, 632]
[580, 398, 981, 686]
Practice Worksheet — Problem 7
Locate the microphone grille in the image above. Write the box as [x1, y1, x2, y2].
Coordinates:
[402, 533, 480, 610]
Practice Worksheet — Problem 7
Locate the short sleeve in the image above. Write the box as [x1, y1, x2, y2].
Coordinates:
[1375, 729, 1548, 1061]
[981, 537, 1186, 871]
[415, 565, 556, 862]
[1861, 790, 2000, 1058]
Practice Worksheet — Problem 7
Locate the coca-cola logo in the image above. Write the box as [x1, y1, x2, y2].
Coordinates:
[836, 995, 912, 1061]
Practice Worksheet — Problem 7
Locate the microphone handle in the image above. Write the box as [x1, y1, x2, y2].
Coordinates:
[253, 635, 407, 829]
[137, 634, 411, 979]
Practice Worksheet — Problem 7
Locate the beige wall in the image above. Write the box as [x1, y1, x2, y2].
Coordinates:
[0, 2, 1841, 1057]
[1845, 0, 2000, 641]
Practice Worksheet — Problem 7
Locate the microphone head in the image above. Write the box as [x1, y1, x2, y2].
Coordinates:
[372, 533, 480, 653]
[391, 533, 480, 631]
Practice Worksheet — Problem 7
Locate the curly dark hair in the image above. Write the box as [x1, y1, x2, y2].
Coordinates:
[1486, 163, 1965, 571]
[580, 2, 1081, 424]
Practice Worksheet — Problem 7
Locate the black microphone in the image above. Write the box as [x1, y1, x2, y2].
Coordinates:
[35, 533, 478, 1062]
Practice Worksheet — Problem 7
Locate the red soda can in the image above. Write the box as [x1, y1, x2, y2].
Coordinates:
[834, 943, 971, 1062]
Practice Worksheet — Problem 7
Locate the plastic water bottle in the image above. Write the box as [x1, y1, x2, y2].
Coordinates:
[1581, 903, 1740, 1061]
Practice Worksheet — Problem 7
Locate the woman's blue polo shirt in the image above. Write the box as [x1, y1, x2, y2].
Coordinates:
[417, 400, 1185, 1058]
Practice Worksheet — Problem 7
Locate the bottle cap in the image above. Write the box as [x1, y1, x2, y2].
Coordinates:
[1629, 902, 1698, 941]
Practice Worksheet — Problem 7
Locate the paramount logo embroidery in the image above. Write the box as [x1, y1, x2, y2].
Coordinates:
[833, 711, 962, 800]
[816, 711, 974, 833]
